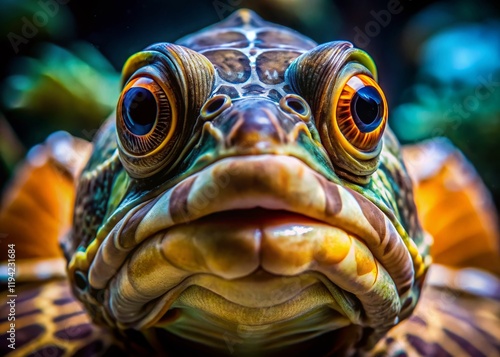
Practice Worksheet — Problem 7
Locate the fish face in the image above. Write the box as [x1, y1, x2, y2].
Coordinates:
[66, 9, 430, 355]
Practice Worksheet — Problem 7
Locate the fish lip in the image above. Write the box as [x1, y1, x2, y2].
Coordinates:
[149, 273, 358, 351]
[142, 270, 351, 326]
[106, 222, 375, 330]
[89, 154, 416, 334]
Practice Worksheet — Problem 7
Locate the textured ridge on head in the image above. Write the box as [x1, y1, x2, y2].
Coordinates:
[214, 8, 269, 28]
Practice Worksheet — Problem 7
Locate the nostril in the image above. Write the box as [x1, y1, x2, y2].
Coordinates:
[206, 97, 225, 113]
[287, 98, 307, 115]
[201, 94, 232, 120]
[280, 94, 311, 122]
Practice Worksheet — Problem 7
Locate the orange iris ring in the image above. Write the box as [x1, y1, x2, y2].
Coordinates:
[330, 72, 387, 161]
[117, 76, 178, 159]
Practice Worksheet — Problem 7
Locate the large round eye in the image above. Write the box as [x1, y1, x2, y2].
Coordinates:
[336, 74, 387, 152]
[117, 77, 174, 157]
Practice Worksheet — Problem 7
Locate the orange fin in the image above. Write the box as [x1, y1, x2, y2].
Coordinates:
[0, 279, 124, 356]
[0, 132, 91, 262]
[371, 264, 500, 356]
[402, 138, 500, 276]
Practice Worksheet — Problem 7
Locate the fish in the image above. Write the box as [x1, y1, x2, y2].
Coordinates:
[0, 9, 498, 357]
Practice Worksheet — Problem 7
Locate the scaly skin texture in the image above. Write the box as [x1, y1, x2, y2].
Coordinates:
[61, 9, 430, 356]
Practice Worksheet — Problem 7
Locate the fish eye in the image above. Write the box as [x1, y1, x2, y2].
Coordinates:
[115, 43, 215, 179]
[122, 87, 158, 135]
[336, 74, 387, 152]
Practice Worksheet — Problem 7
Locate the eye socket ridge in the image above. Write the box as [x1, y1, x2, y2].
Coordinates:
[116, 44, 216, 179]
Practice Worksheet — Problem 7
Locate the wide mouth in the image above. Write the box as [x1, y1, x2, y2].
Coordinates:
[86, 155, 419, 343]
[116, 208, 368, 327]
[156, 271, 357, 351]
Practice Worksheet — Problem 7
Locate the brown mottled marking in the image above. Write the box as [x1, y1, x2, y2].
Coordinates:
[268, 89, 282, 101]
[350, 189, 387, 241]
[53, 297, 75, 305]
[53, 310, 86, 322]
[406, 334, 453, 357]
[203, 49, 251, 83]
[443, 329, 488, 357]
[383, 232, 398, 256]
[169, 176, 197, 223]
[27, 346, 65, 357]
[397, 278, 413, 296]
[181, 31, 249, 50]
[380, 229, 415, 295]
[318, 178, 342, 216]
[9, 309, 43, 320]
[242, 84, 267, 95]
[118, 198, 161, 249]
[0, 280, 125, 356]
[409, 315, 427, 327]
[393, 165, 421, 239]
[256, 51, 302, 84]
[215, 85, 240, 98]
[16, 287, 42, 303]
[0, 324, 44, 350]
[55, 323, 93, 340]
[380, 228, 398, 252]
[256, 30, 316, 49]
[437, 307, 500, 351]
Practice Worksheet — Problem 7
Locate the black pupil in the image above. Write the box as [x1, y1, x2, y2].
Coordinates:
[351, 86, 382, 132]
[123, 87, 157, 135]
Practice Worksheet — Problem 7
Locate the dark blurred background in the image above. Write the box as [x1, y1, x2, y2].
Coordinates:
[1, 0, 499, 208]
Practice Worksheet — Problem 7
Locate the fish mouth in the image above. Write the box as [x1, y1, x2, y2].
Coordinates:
[157, 270, 358, 351]
[86, 155, 420, 346]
